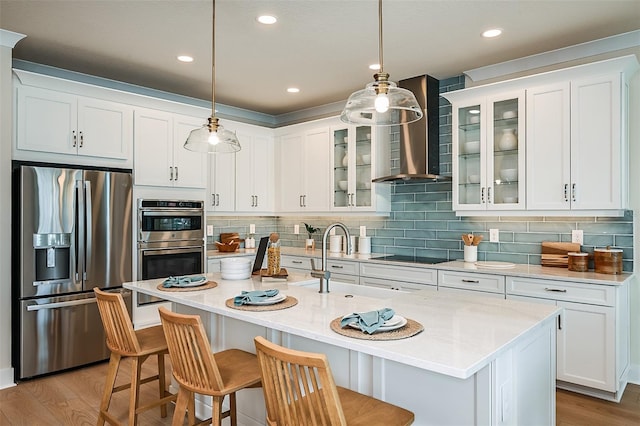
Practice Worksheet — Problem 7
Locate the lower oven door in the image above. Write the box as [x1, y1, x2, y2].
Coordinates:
[137, 242, 204, 305]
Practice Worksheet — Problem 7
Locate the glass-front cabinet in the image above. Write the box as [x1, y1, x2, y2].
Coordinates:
[332, 125, 373, 210]
[452, 91, 525, 212]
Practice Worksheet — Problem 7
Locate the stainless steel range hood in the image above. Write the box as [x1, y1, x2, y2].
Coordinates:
[373, 75, 451, 183]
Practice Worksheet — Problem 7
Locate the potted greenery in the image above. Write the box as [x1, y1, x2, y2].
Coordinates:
[303, 223, 319, 250]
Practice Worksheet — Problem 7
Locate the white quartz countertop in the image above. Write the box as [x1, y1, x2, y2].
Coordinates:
[207, 247, 633, 286]
[124, 272, 560, 380]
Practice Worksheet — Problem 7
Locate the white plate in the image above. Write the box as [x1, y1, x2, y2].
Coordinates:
[166, 277, 207, 288]
[347, 315, 407, 332]
[244, 293, 286, 305]
[474, 261, 516, 269]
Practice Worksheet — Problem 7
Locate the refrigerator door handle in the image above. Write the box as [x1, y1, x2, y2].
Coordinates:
[75, 180, 85, 283]
[26, 297, 97, 311]
[84, 180, 92, 280]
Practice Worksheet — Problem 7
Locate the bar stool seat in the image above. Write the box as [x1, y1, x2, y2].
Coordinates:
[254, 336, 414, 426]
[94, 287, 176, 425]
[158, 307, 262, 426]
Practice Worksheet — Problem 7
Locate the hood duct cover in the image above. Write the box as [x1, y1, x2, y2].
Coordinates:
[373, 75, 451, 183]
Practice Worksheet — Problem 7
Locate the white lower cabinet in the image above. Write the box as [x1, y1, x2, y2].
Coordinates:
[359, 263, 437, 291]
[506, 276, 628, 401]
[438, 270, 505, 297]
[207, 258, 221, 273]
[281, 255, 359, 284]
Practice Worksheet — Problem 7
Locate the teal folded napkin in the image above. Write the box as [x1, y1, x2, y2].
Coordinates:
[162, 275, 206, 288]
[233, 289, 279, 306]
[340, 308, 395, 334]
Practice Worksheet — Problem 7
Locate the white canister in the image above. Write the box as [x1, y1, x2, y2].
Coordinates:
[349, 236, 357, 254]
[358, 236, 371, 254]
[329, 235, 343, 253]
[463, 245, 478, 263]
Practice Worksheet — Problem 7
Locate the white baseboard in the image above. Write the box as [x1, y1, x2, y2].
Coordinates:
[628, 363, 640, 385]
[0, 366, 15, 390]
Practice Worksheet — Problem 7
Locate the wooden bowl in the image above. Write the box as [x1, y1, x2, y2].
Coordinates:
[215, 241, 240, 252]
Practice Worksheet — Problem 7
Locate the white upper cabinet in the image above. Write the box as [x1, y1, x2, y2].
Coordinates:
[450, 91, 526, 213]
[134, 108, 207, 189]
[235, 126, 274, 213]
[208, 152, 236, 213]
[16, 84, 132, 164]
[330, 123, 390, 213]
[527, 73, 624, 212]
[278, 124, 330, 212]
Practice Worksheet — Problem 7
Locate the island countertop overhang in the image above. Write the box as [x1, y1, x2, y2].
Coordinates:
[123, 272, 561, 380]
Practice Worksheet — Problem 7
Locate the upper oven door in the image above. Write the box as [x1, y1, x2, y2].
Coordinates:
[138, 208, 203, 242]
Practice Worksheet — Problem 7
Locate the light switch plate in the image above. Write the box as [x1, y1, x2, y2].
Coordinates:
[293, 224, 299, 234]
[572, 230, 583, 245]
[359, 225, 366, 237]
[489, 229, 499, 243]
[249, 223, 256, 234]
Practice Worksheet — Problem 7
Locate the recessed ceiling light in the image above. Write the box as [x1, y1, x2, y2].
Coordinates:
[369, 63, 381, 71]
[177, 55, 194, 63]
[469, 109, 480, 114]
[287, 87, 300, 93]
[257, 15, 277, 25]
[482, 28, 502, 38]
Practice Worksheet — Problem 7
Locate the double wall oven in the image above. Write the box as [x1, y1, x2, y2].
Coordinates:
[137, 199, 205, 305]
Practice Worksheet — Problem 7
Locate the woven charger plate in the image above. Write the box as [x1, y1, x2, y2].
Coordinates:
[225, 296, 298, 311]
[156, 281, 218, 292]
[330, 317, 424, 341]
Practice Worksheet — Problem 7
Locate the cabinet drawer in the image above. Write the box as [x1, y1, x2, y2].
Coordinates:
[360, 263, 437, 285]
[360, 276, 435, 293]
[506, 276, 615, 306]
[326, 259, 358, 276]
[439, 286, 505, 299]
[281, 255, 315, 271]
[438, 271, 505, 294]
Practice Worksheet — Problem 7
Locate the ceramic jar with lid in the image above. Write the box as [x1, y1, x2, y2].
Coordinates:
[568, 252, 589, 272]
[594, 247, 623, 274]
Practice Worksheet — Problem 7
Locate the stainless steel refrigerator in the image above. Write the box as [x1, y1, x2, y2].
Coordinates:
[12, 162, 133, 379]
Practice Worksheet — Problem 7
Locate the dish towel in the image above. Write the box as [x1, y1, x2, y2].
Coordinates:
[233, 289, 279, 306]
[162, 275, 206, 288]
[340, 308, 395, 334]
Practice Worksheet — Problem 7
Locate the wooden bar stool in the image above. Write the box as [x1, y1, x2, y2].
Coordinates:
[158, 307, 262, 426]
[254, 336, 415, 426]
[94, 288, 176, 425]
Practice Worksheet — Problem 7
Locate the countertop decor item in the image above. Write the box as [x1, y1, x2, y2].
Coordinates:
[340, 0, 422, 126]
[215, 240, 239, 252]
[183, 0, 241, 153]
[541, 241, 581, 267]
[594, 247, 623, 274]
[330, 317, 423, 341]
[499, 129, 517, 150]
[304, 223, 319, 250]
[568, 252, 589, 272]
[267, 232, 281, 275]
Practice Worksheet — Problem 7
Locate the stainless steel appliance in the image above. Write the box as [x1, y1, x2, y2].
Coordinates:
[136, 199, 205, 305]
[12, 162, 133, 380]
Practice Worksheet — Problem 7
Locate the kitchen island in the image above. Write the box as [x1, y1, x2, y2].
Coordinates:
[124, 272, 561, 425]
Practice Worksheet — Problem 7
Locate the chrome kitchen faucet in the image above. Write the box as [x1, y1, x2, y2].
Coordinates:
[310, 222, 352, 293]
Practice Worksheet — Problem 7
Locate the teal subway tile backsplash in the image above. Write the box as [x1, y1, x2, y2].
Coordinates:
[206, 75, 633, 271]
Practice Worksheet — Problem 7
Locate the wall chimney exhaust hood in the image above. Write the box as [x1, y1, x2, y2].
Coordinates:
[372, 75, 451, 183]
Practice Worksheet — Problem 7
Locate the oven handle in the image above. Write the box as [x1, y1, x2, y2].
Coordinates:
[27, 297, 96, 311]
[140, 247, 204, 256]
[140, 209, 204, 216]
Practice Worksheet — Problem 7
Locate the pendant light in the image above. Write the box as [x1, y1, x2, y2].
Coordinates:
[340, 0, 423, 126]
[184, 0, 240, 153]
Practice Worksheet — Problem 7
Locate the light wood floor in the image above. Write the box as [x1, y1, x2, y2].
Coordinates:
[1, 357, 639, 425]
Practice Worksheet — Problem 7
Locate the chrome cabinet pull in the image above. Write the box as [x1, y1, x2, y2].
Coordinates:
[487, 187, 492, 204]
[72, 130, 77, 147]
[79, 131, 84, 147]
[292, 260, 303, 264]
[169, 166, 174, 181]
[462, 279, 479, 283]
[216, 193, 220, 207]
[211, 194, 215, 207]
[572, 183, 576, 202]
[564, 184, 569, 202]
[544, 288, 567, 293]
[331, 265, 344, 269]
[481, 187, 485, 204]
[302, 195, 307, 207]
[175, 166, 178, 180]
[299, 195, 303, 207]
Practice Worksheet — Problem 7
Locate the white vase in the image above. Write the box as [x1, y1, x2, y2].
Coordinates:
[342, 154, 349, 167]
[499, 129, 517, 151]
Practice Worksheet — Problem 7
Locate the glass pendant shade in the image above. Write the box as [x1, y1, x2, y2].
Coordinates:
[184, 119, 241, 154]
[340, 80, 423, 126]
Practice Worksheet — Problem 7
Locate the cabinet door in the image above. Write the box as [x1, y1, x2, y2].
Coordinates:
[235, 138, 254, 211]
[209, 155, 236, 212]
[557, 301, 615, 392]
[236, 134, 272, 212]
[453, 99, 486, 210]
[279, 134, 305, 211]
[77, 97, 132, 160]
[331, 127, 350, 210]
[570, 74, 622, 210]
[303, 128, 330, 211]
[134, 109, 173, 186]
[352, 126, 374, 209]
[526, 83, 571, 210]
[173, 114, 208, 189]
[16, 85, 77, 155]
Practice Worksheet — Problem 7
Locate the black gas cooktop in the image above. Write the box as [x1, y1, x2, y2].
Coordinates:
[376, 255, 449, 265]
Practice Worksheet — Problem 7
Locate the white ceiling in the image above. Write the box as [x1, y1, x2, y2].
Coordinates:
[2, 0, 639, 116]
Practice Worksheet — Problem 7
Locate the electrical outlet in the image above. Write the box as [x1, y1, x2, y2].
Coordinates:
[489, 228, 499, 243]
[206, 225, 214, 237]
[572, 230, 584, 245]
[359, 225, 367, 237]
[249, 223, 255, 234]
[293, 224, 299, 234]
